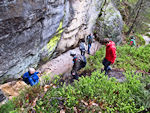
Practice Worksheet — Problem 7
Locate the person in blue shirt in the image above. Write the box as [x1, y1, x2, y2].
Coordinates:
[23, 68, 40, 86]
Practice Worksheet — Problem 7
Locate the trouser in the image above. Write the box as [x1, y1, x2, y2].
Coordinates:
[28, 77, 39, 86]
[88, 44, 91, 54]
[102, 58, 111, 74]
[80, 49, 85, 56]
[71, 69, 79, 80]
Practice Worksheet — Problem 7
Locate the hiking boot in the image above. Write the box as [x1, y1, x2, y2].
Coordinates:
[107, 66, 112, 71]
[105, 71, 108, 75]
[101, 69, 104, 73]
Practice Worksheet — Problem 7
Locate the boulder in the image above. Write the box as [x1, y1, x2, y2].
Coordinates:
[94, 1, 123, 44]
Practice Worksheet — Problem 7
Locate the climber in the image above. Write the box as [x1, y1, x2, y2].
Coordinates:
[130, 36, 136, 46]
[79, 39, 86, 56]
[86, 33, 93, 54]
[23, 68, 40, 86]
[100, 38, 116, 75]
[70, 51, 87, 80]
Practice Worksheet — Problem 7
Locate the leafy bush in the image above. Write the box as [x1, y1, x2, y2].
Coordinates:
[145, 33, 150, 37]
[0, 101, 15, 113]
[1, 45, 150, 113]
[0, 84, 44, 113]
[86, 44, 150, 73]
[123, 23, 129, 33]
[35, 71, 149, 112]
[135, 33, 145, 46]
[84, 46, 105, 71]
[40, 73, 51, 85]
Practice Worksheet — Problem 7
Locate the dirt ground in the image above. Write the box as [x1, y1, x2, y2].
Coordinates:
[38, 41, 101, 77]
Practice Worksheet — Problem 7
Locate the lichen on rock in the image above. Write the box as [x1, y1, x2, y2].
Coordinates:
[41, 21, 64, 62]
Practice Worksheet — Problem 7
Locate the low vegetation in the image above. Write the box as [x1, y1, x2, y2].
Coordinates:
[0, 45, 150, 113]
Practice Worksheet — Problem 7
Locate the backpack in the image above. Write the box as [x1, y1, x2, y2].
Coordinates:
[79, 55, 86, 68]
[79, 42, 85, 50]
[87, 35, 93, 44]
[130, 39, 136, 46]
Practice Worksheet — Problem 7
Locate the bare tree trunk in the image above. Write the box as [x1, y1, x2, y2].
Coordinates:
[126, 0, 144, 35]
[127, 0, 141, 25]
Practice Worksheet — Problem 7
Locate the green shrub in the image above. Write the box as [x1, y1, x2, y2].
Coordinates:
[0, 84, 44, 113]
[145, 33, 150, 37]
[123, 23, 129, 33]
[86, 44, 150, 72]
[35, 71, 149, 112]
[0, 101, 15, 113]
[40, 73, 51, 85]
[1, 44, 150, 113]
[135, 33, 146, 46]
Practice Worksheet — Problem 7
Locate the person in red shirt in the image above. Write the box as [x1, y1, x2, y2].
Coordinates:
[100, 38, 117, 74]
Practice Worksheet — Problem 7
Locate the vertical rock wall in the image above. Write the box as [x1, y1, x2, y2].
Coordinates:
[0, 0, 123, 83]
[0, 0, 71, 83]
[57, 0, 105, 52]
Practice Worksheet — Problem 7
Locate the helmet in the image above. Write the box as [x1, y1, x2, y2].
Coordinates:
[70, 51, 76, 56]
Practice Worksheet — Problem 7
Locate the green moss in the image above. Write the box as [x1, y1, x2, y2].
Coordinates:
[42, 56, 49, 62]
[41, 20, 64, 61]
[46, 21, 63, 53]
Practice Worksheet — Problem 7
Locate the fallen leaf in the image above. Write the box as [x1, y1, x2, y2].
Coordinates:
[60, 109, 65, 113]
[92, 102, 98, 106]
[73, 107, 78, 113]
[53, 85, 57, 88]
[32, 97, 38, 107]
[44, 85, 50, 92]
[81, 100, 88, 106]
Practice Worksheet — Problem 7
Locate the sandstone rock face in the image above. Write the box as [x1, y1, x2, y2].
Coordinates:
[0, 0, 123, 83]
[57, 0, 104, 52]
[0, 0, 71, 83]
[95, 1, 123, 44]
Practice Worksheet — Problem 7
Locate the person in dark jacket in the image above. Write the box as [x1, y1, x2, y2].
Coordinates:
[79, 39, 86, 56]
[70, 51, 86, 80]
[100, 38, 116, 74]
[23, 68, 40, 86]
[87, 34, 93, 54]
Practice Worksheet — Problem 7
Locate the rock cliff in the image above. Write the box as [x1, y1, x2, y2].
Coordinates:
[0, 0, 123, 83]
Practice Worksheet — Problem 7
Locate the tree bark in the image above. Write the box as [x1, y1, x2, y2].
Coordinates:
[126, 0, 144, 35]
